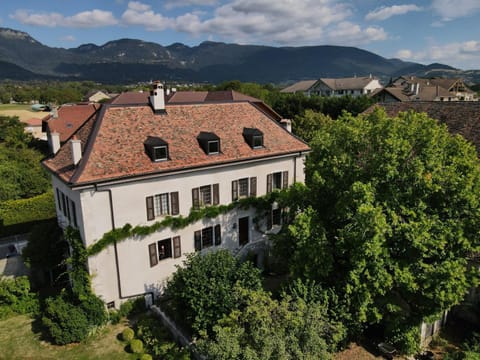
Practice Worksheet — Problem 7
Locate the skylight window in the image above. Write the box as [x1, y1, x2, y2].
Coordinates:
[243, 128, 264, 149]
[197, 132, 221, 155]
[144, 136, 169, 162]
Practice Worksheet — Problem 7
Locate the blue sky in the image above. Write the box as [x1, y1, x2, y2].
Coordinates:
[2, 0, 480, 70]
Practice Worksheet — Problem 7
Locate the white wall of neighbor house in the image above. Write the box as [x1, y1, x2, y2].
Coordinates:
[52, 153, 307, 305]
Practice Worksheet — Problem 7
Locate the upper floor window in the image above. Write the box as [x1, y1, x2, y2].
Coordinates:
[232, 177, 257, 201]
[146, 192, 179, 220]
[192, 184, 219, 209]
[197, 132, 220, 155]
[267, 171, 289, 193]
[243, 128, 264, 149]
[144, 136, 169, 162]
[56, 188, 78, 227]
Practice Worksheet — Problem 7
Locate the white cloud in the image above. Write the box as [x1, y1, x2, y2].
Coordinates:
[121, 2, 173, 30]
[395, 40, 480, 69]
[365, 4, 422, 21]
[164, 0, 218, 9]
[10, 9, 117, 28]
[120, 0, 387, 46]
[431, 0, 480, 20]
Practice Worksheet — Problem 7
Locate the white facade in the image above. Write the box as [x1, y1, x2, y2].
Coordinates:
[52, 153, 306, 306]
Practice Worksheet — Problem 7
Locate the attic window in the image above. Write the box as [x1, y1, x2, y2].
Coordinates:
[197, 132, 220, 155]
[144, 136, 169, 162]
[243, 128, 264, 149]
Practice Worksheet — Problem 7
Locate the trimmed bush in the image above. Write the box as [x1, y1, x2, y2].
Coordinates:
[80, 294, 108, 326]
[42, 295, 90, 345]
[139, 354, 152, 360]
[122, 327, 135, 342]
[129, 339, 144, 354]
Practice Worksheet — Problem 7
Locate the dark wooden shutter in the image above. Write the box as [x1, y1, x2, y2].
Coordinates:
[146, 196, 155, 220]
[214, 224, 221, 245]
[212, 183, 219, 205]
[61, 193, 67, 216]
[71, 199, 78, 227]
[170, 192, 179, 215]
[65, 196, 71, 222]
[250, 177, 257, 197]
[192, 188, 200, 210]
[267, 174, 272, 193]
[282, 171, 289, 189]
[232, 180, 238, 201]
[194, 230, 202, 251]
[148, 243, 158, 267]
[173, 236, 181, 258]
[56, 189, 62, 211]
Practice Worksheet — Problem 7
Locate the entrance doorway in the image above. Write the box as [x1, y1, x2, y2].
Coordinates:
[238, 216, 249, 246]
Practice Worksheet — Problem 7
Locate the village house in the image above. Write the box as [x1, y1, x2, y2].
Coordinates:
[281, 76, 382, 97]
[42, 84, 310, 307]
[371, 76, 477, 102]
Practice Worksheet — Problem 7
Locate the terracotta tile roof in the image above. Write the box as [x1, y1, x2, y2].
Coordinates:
[110, 92, 149, 105]
[43, 95, 310, 186]
[22, 117, 43, 127]
[45, 104, 100, 142]
[280, 80, 318, 93]
[363, 102, 480, 152]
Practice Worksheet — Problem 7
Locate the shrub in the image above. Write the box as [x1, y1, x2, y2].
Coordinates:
[42, 294, 90, 345]
[0, 276, 39, 317]
[130, 339, 144, 354]
[80, 294, 107, 326]
[122, 327, 135, 342]
[109, 297, 146, 324]
[139, 355, 152, 360]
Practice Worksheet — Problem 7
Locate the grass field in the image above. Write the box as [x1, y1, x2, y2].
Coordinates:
[0, 104, 49, 122]
[0, 315, 136, 360]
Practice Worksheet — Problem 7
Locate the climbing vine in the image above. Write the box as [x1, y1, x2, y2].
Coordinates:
[86, 184, 307, 257]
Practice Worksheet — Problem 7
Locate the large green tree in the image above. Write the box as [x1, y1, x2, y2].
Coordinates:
[275, 108, 480, 348]
[165, 250, 262, 335]
[198, 287, 344, 360]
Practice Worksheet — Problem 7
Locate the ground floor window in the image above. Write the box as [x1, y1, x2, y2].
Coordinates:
[194, 224, 221, 251]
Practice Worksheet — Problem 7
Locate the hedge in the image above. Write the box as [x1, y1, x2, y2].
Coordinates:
[0, 190, 56, 236]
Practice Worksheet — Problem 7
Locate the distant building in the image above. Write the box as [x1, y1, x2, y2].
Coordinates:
[84, 90, 111, 103]
[22, 117, 47, 140]
[371, 76, 477, 102]
[281, 76, 383, 97]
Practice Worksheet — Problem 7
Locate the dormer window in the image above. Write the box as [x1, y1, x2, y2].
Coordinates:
[197, 132, 220, 155]
[243, 128, 263, 149]
[144, 136, 169, 162]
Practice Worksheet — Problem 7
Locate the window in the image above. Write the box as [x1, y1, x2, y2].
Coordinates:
[158, 238, 172, 260]
[194, 224, 221, 251]
[146, 192, 179, 220]
[243, 128, 264, 149]
[70, 199, 78, 227]
[197, 132, 221, 155]
[153, 146, 168, 161]
[267, 171, 288, 193]
[232, 177, 257, 201]
[149, 237, 181, 266]
[144, 136, 169, 162]
[267, 208, 282, 230]
[208, 140, 219, 154]
[56, 188, 62, 212]
[192, 184, 219, 209]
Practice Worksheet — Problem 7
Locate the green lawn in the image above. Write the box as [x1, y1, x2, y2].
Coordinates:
[0, 104, 32, 111]
[0, 315, 136, 360]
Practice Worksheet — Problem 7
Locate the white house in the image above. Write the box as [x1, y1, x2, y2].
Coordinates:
[281, 76, 382, 97]
[42, 83, 310, 307]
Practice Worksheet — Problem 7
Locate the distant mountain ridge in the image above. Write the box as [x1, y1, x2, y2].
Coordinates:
[0, 27, 473, 84]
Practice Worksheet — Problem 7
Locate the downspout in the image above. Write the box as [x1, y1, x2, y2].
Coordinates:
[93, 185, 154, 303]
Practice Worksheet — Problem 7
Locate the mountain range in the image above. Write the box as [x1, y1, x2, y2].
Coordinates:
[0, 27, 477, 84]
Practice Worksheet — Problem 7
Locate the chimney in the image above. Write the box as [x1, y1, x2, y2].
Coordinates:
[49, 132, 60, 155]
[52, 107, 58, 119]
[280, 119, 292, 133]
[149, 81, 165, 113]
[415, 83, 420, 95]
[70, 136, 82, 166]
[166, 88, 171, 96]
[410, 83, 415, 93]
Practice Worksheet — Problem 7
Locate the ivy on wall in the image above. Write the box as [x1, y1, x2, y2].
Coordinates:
[85, 185, 306, 257]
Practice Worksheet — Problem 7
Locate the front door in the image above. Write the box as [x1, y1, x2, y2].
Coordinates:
[239, 216, 249, 246]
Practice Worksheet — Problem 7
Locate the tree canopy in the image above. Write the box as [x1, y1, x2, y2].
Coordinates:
[275, 108, 480, 349]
